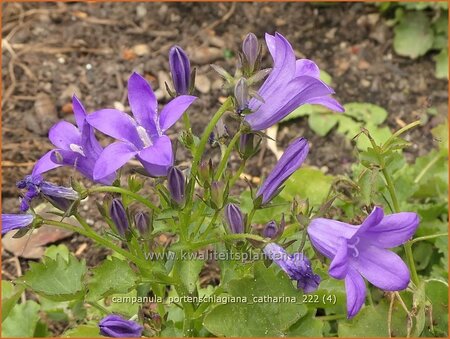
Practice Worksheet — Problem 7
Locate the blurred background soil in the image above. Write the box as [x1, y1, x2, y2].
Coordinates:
[1, 1, 448, 314]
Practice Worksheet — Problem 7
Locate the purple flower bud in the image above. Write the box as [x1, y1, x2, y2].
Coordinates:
[167, 167, 185, 205]
[1, 214, 34, 235]
[135, 211, 151, 237]
[210, 181, 225, 209]
[169, 45, 191, 95]
[262, 215, 285, 239]
[263, 243, 320, 293]
[224, 203, 244, 234]
[110, 199, 129, 237]
[234, 78, 249, 113]
[98, 314, 143, 338]
[239, 133, 255, 159]
[242, 33, 259, 71]
[198, 160, 211, 184]
[263, 221, 278, 239]
[257, 137, 309, 205]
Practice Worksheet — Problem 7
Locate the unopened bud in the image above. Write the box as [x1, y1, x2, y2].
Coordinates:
[242, 33, 259, 72]
[135, 211, 151, 237]
[198, 160, 212, 185]
[224, 203, 244, 234]
[239, 133, 255, 159]
[262, 215, 285, 240]
[234, 78, 249, 114]
[167, 167, 185, 205]
[110, 199, 129, 236]
[210, 180, 225, 209]
[169, 46, 191, 95]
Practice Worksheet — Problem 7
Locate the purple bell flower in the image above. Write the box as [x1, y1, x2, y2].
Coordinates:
[244, 32, 344, 131]
[110, 199, 129, 237]
[32, 95, 115, 185]
[167, 167, 185, 205]
[17, 174, 79, 212]
[256, 137, 309, 205]
[263, 243, 321, 293]
[1, 214, 34, 235]
[169, 45, 191, 95]
[224, 203, 244, 234]
[86, 72, 196, 178]
[98, 314, 143, 338]
[307, 206, 420, 318]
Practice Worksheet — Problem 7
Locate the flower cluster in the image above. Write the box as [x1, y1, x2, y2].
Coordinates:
[1, 31, 420, 335]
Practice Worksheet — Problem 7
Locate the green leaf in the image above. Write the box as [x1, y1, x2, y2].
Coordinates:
[423, 279, 448, 336]
[2, 281, 26, 322]
[434, 49, 448, 79]
[285, 312, 324, 337]
[86, 257, 138, 301]
[393, 11, 434, 59]
[281, 167, 334, 206]
[308, 113, 339, 136]
[62, 325, 103, 338]
[2, 300, 40, 337]
[21, 254, 86, 301]
[203, 262, 308, 337]
[338, 300, 408, 337]
[343, 103, 388, 125]
[173, 259, 204, 294]
[44, 244, 70, 261]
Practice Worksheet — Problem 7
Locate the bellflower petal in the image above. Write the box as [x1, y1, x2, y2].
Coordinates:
[352, 246, 410, 291]
[345, 267, 366, 319]
[32, 150, 62, 177]
[257, 137, 309, 204]
[159, 95, 197, 132]
[224, 203, 244, 234]
[128, 72, 158, 134]
[137, 135, 173, 177]
[167, 167, 186, 204]
[306, 96, 345, 112]
[246, 76, 334, 130]
[307, 218, 358, 258]
[48, 121, 81, 150]
[328, 238, 349, 279]
[98, 314, 143, 338]
[295, 59, 320, 78]
[364, 212, 419, 248]
[93, 142, 137, 180]
[1, 214, 34, 235]
[72, 95, 87, 132]
[86, 109, 143, 147]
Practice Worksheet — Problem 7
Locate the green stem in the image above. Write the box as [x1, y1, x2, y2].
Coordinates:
[200, 209, 220, 237]
[43, 219, 149, 268]
[409, 233, 448, 245]
[381, 168, 400, 213]
[185, 233, 266, 251]
[187, 97, 233, 205]
[183, 112, 191, 132]
[88, 301, 109, 315]
[229, 160, 246, 187]
[414, 153, 441, 184]
[214, 130, 242, 180]
[383, 120, 421, 148]
[88, 186, 160, 213]
[366, 132, 420, 287]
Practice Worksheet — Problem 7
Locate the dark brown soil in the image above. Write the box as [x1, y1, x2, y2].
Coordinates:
[1, 2, 447, 335]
